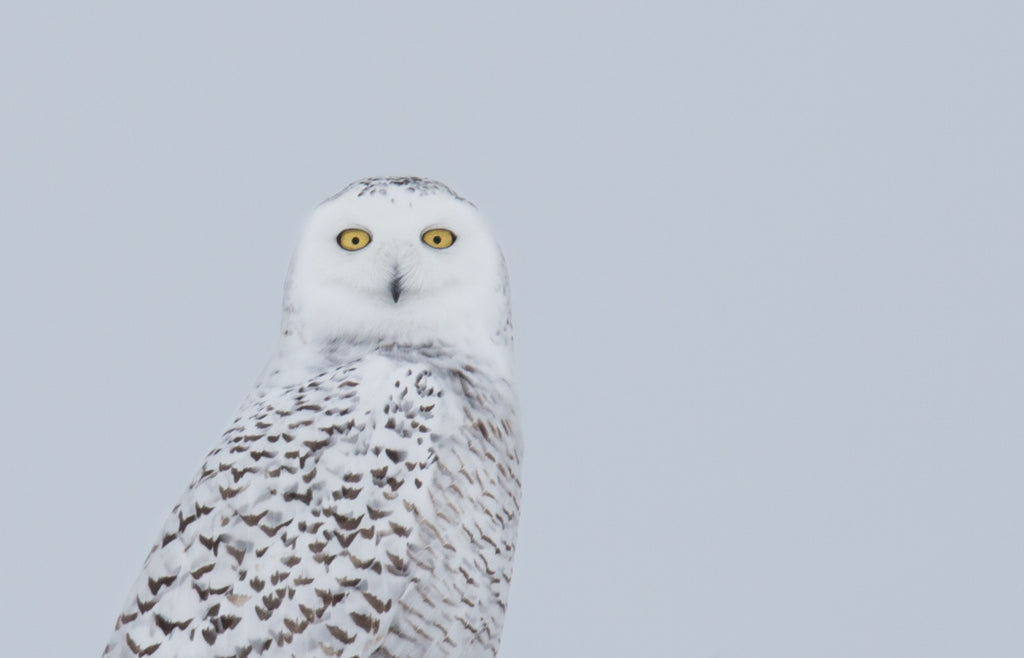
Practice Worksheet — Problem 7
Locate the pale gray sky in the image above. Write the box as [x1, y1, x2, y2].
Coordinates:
[1, 2, 1022, 657]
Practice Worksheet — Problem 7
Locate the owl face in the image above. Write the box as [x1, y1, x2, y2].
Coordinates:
[285, 181, 509, 355]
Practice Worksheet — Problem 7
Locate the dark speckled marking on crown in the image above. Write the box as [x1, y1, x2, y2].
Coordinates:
[322, 177, 472, 206]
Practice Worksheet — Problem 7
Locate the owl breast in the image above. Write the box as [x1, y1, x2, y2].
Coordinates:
[104, 351, 521, 658]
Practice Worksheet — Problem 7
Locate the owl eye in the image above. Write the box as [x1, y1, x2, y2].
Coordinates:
[421, 228, 456, 249]
[337, 228, 372, 251]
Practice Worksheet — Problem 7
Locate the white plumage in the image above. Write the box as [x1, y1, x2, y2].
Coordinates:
[103, 177, 521, 658]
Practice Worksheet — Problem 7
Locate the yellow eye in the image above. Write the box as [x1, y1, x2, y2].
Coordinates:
[337, 228, 371, 251]
[422, 228, 456, 249]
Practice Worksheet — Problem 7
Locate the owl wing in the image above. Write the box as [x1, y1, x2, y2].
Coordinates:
[371, 370, 523, 658]
[104, 360, 445, 658]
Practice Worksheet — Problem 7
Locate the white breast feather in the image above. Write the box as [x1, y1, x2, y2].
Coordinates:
[104, 353, 520, 658]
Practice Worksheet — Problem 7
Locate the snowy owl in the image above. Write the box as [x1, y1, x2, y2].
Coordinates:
[103, 177, 522, 658]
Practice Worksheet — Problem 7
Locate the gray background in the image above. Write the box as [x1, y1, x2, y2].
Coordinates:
[1, 2, 1022, 656]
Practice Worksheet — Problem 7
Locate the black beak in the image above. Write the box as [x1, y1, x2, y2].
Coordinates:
[390, 274, 402, 303]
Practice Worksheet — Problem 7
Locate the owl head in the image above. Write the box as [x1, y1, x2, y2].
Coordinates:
[281, 177, 512, 369]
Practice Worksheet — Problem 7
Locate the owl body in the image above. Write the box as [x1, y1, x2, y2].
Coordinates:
[104, 179, 521, 658]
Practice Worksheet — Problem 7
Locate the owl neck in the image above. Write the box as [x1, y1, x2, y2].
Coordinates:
[256, 324, 513, 391]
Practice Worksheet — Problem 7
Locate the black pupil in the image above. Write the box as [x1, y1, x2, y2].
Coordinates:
[351, 237, 360, 245]
[433, 235, 441, 244]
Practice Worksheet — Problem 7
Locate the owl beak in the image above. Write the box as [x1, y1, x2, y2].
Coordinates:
[389, 274, 403, 303]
